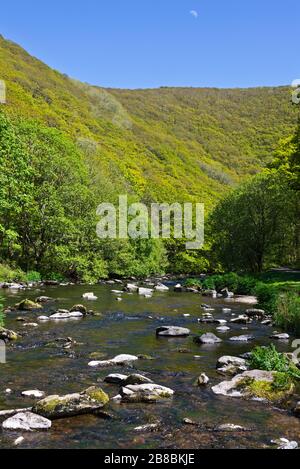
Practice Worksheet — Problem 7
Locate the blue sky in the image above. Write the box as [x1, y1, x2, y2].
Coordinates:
[1, 1, 299, 89]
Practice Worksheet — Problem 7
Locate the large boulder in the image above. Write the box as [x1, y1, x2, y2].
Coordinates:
[212, 370, 294, 401]
[15, 299, 42, 311]
[33, 386, 109, 419]
[120, 383, 174, 403]
[154, 284, 169, 292]
[0, 327, 19, 342]
[156, 326, 190, 337]
[194, 333, 222, 345]
[2, 412, 51, 431]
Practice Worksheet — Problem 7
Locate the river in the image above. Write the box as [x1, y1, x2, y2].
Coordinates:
[0, 281, 299, 449]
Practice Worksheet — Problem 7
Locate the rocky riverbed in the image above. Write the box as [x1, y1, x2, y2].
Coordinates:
[0, 280, 299, 449]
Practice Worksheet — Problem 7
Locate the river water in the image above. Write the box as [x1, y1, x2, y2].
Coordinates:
[0, 282, 299, 449]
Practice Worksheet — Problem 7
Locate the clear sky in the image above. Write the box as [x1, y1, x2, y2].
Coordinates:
[1, 0, 299, 89]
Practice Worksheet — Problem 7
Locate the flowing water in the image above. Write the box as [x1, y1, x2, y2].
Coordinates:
[0, 282, 299, 449]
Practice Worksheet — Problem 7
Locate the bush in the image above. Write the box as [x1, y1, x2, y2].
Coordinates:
[201, 273, 257, 294]
[249, 345, 300, 379]
[0, 264, 26, 282]
[274, 293, 300, 335]
[254, 282, 279, 312]
[26, 271, 41, 282]
[184, 278, 202, 289]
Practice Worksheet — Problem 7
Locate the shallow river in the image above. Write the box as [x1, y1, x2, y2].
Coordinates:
[0, 282, 299, 449]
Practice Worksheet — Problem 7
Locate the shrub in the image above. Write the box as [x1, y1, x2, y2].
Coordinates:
[0, 264, 26, 282]
[0, 297, 4, 327]
[274, 293, 300, 335]
[184, 278, 202, 289]
[26, 271, 41, 282]
[254, 282, 279, 313]
[249, 345, 300, 379]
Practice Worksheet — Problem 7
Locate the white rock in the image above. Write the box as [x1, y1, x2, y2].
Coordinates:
[229, 335, 255, 342]
[217, 326, 230, 332]
[49, 311, 83, 320]
[134, 424, 158, 431]
[21, 390, 45, 399]
[38, 316, 49, 321]
[2, 412, 51, 431]
[154, 284, 169, 292]
[23, 323, 39, 328]
[14, 436, 25, 446]
[138, 287, 153, 296]
[222, 308, 232, 313]
[271, 333, 290, 340]
[88, 354, 139, 368]
[82, 292, 98, 300]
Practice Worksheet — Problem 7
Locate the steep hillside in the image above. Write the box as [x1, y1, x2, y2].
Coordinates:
[0, 34, 298, 208]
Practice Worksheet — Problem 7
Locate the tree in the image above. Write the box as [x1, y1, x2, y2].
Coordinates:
[209, 172, 295, 272]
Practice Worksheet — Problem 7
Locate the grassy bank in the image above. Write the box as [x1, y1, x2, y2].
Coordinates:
[186, 271, 300, 335]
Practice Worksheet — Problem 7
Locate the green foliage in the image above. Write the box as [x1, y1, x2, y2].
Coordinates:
[209, 171, 297, 272]
[274, 292, 300, 335]
[0, 263, 26, 282]
[26, 271, 41, 282]
[184, 278, 202, 288]
[203, 272, 257, 294]
[249, 345, 300, 380]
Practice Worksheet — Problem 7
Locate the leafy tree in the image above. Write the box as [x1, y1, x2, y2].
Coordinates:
[209, 172, 295, 272]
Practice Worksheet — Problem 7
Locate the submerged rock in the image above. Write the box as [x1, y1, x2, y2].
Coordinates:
[70, 304, 87, 314]
[245, 309, 265, 318]
[138, 287, 153, 297]
[88, 354, 139, 368]
[212, 370, 294, 401]
[33, 386, 109, 419]
[229, 335, 255, 342]
[2, 412, 51, 431]
[270, 333, 290, 340]
[124, 283, 139, 293]
[123, 374, 153, 386]
[120, 383, 174, 403]
[217, 424, 250, 432]
[82, 292, 98, 300]
[0, 327, 19, 342]
[35, 296, 53, 304]
[49, 311, 83, 320]
[156, 326, 190, 337]
[15, 299, 42, 311]
[194, 333, 222, 345]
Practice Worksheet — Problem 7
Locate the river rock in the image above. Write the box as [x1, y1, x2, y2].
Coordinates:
[120, 383, 174, 403]
[35, 296, 53, 303]
[212, 370, 294, 400]
[229, 335, 255, 342]
[82, 292, 98, 300]
[230, 315, 251, 324]
[197, 373, 210, 386]
[270, 333, 290, 340]
[33, 386, 109, 419]
[49, 311, 83, 320]
[123, 374, 153, 386]
[22, 390, 45, 399]
[217, 356, 248, 376]
[294, 402, 300, 417]
[88, 354, 139, 368]
[156, 326, 190, 337]
[38, 316, 50, 321]
[194, 333, 222, 345]
[261, 319, 272, 325]
[138, 287, 153, 296]
[154, 284, 169, 292]
[245, 309, 265, 318]
[217, 424, 250, 432]
[124, 283, 139, 293]
[104, 374, 128, 384]
[15, 299, 42, 311]
[70, 304, 87, 314]
[2, 412, 51, 431]
[214, 319, 228, 325]
[272, 438, 298, 450]
[217, 326, 230, 332]
[174, 284, 183, 292]
[0, 327, 19, 342]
